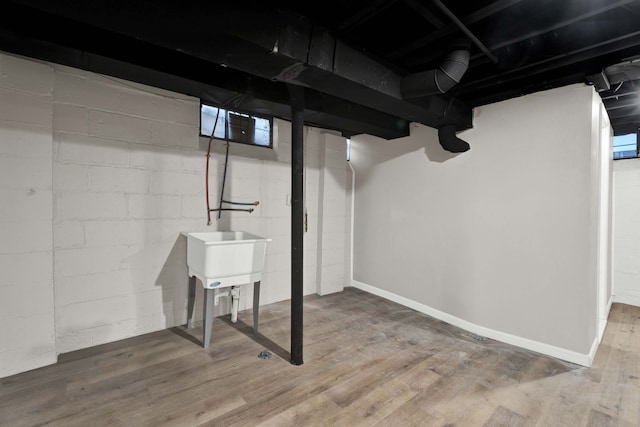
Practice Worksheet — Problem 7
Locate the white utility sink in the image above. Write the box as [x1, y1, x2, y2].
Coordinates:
[183, 231, 271, 348]
[184, 231, 270, 288]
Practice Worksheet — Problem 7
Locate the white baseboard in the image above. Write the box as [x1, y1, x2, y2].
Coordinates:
[607, 295, 614, 313]
[587, 335, 600, 365]
[598, 318, 608, 343]
[350, 280, 594, 367]
[597, 296, 613, 343]
[612, 292, 640, 307]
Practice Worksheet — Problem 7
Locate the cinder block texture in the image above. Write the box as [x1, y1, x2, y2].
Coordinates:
[0, 53, 349, 374]
[0, 53, 56, 378]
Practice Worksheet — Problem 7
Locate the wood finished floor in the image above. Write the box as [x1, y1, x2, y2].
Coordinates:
[1, 288, 639, 427]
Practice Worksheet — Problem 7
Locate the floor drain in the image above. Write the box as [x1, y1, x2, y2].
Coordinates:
[258, 350, 272, 359]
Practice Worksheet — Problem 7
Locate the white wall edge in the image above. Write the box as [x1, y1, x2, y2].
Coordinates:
[598, 296, 613, 344]
[612, 292, 640, 307]
[587, 335, 599, 366]
[348, 159, 356, 285]
[350, 279, 594, 367]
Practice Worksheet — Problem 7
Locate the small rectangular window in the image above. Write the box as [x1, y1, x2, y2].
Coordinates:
[346, 138, 351, 161]
[200, 103, 272, 148]
[613, 133, 638, 160]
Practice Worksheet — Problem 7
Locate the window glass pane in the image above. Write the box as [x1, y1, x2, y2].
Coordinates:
[200, 104, 272, 147]
[201, 105, 224, 139]
[613, 133, 637, 159]
[346, 138, 351, 161]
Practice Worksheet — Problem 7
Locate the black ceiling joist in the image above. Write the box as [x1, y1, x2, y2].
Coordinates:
[456, 31, 640, 97]
[338, 0, 400, 31]
[469, 0, 637, 63]
[389, 0, 524, 60]
[605, 97, 640, 110]
[429, 0, 498, 64]
[3, 0, 640, 137]
[404, 0, 446, 29]
[0, 2, 412, 140]
[607, 105, 640, 119]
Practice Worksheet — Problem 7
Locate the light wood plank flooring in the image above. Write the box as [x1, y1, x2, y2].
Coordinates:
[1, 288, 638, 426]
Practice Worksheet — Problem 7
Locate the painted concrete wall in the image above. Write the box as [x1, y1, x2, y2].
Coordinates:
[52, 64, 205, 353]
[314, 133, 349, 295]
[0, 54, 56, 378]
[594, 102, 613, 338]
[0, 52, 348, 377]
[613, 158, 640, 307]
[351, 84, 606, 363]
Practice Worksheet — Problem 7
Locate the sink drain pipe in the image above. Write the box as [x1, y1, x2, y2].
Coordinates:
[230, 287, 240, 323]
[213, 286, 241, 323]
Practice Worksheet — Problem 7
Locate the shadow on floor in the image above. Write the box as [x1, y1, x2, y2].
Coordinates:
[167, 326, 203, 347]
[167, 318, 291, 362]
[218, 317, 291, 361]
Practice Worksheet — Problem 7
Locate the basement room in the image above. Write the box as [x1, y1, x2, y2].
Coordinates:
[1, 0, 640, 426]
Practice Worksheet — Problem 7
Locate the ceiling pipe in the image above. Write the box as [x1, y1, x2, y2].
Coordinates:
[438, 124, 469, 153]
[401, 47, 472, 153]
[401, 48, 470, 98]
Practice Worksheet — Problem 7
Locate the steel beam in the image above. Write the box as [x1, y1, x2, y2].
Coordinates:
[3, 0, 471, 131]
[289, 84, 304, 367]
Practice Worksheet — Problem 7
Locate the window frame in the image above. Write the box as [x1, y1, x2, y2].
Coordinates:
[611, 130, 640, 160]
[199, 102, 274, 149]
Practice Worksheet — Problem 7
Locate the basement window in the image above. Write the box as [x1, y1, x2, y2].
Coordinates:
[613, 133, 638, 160]
[200, 103, 272, 148]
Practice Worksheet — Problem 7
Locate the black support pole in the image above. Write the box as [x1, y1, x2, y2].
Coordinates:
[288, 84, 304, 366]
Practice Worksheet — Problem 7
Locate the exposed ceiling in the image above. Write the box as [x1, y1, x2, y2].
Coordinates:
[2, 0, 640, 145]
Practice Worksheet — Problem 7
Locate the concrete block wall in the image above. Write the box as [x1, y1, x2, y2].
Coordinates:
[52, 65, 208, 352]
[0, 51, 349, 377]
[315, 133, 348, 295]
[0, 54, 56, 378]
[219, 125, 350, 303]
[613, 158, 640, 306]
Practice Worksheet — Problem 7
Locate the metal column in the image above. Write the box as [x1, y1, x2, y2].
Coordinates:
[288, 84, 304, 366]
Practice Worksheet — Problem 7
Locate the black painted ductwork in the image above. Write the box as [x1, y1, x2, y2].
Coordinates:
[400, 49, 470, 99]
[4, 1, 473, 150]
[438, 124, 470, 153]
[399, 47, 471, 153]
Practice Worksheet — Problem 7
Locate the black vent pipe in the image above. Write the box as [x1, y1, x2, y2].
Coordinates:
[438, 124, 470, 153]
[400, 49, 470, 99]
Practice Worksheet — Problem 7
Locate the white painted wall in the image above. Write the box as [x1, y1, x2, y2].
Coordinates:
[0, 54, 56, 378]
[0, 51, 348, 377]
[351, 84, 609, 365]
[595, 103, 613, 338]
[613, 158, 640, 307]
[314, 133, 348, 295]
[52, 64, 205, 353]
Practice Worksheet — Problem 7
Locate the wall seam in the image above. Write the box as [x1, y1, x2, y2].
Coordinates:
[51, 69, 59, 357]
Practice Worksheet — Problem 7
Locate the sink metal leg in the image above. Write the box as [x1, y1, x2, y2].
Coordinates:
[203, 288, 215, 349]
[253, 281, 260, 334]
[186, 276, 196, 329]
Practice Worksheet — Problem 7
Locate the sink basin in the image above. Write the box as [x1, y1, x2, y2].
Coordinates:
[184, 231, 271, 289]
[183, 231, 271, 349]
